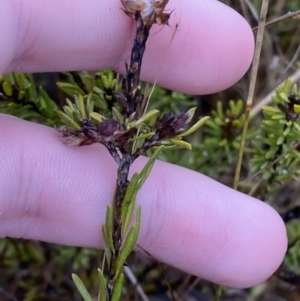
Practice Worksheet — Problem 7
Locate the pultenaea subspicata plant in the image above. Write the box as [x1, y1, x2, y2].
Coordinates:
[56, 1, 208, 301]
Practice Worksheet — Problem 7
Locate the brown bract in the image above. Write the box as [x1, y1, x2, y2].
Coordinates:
[155, 112, 192, 139]
[58, 119, 137, 150]
[121, 0, 170, 25]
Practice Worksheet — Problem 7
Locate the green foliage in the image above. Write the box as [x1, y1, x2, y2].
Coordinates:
[149, 87, 197, 114]
[198, 100, 246, 170]
[2, 52, 300, 301]
[285, 221, 300, 274]
[0, 73, 58, 124]
[251, 79, 300, 191]
[72, 274, 94, 301]
[2, 68, 300, 300]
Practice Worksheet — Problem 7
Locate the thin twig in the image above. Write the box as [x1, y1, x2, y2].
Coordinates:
[137, 244, 178, 301]
[133, 21, 180, 153]
[244, 0, 259, 22]
[233, 0, 270, 190]
[283, 42, 300, 74]
[252, 10, 300, 32]
[123, 266, 150, 301]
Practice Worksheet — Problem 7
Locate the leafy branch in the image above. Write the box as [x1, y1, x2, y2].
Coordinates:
[55, 1, 208, 301]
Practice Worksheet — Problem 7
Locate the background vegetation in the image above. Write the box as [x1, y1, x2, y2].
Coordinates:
[1, 0, 300, 300]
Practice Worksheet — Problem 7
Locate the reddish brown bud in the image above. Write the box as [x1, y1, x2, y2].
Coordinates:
[155, 111, 191, 139]
[98, 119, 122, 137]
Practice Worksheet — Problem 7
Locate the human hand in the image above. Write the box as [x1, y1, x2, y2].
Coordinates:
[0, 0, 286, 289]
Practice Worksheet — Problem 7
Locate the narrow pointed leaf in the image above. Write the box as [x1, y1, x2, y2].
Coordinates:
[105, 205, 115, 253]
[130, 132, 155, 141]
[121, 173, 139, 235]
[64, 105, 75, 118]
[185, 107, 196, 123]
[169, 138, 192, 150]
[2, 81, 12, 97]
[112, 107, 124, 123]
[178, 116, 210, 137]
[137, 145, 164, 192]
[86, 95, 95, 114]
[56, 111, 81, 130]
[90, 112, 105, 122]
[72, 274, 93, 301]
[97, 269, 107, 301]
[115, 208, 141, 275]
[57, 82, 85, 96]
[134, 110, 159, 126]
[39, 86, 58, 115]
[216, 101, 223, 118]
[111, 272, 124, 301]
[102, 226, 111, 268]
[75, 94, 86, 118]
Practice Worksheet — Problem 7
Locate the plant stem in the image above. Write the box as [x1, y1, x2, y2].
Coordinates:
[106, 11, 153, 301]
[122, 12, 151, 118]
[233, 0, 269, 189]
[107, 156, 131, 300]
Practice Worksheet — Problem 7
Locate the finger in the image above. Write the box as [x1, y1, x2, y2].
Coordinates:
[0, 115, 286, 288]
[1, 0, 253, 94]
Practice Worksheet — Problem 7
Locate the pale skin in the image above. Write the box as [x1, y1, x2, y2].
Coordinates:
[0, 0, 287, 289]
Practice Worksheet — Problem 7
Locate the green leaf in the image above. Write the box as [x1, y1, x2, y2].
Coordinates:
[26, 73, 37, 99]
[2, 81, 12, 96]
[90, 112, 105, 122]
[283, 126, 291, 137]
[105, 205, 115, 253]
[293, 104, 300, 114]
[39, 86, 58, 118]
[97, 269, 107, 301]
[64, 105, 75, 118]
[115, 207, 141, 276]
[134, 110, 159, 126]
[282, 78, 292, 95]
[112, 107, 124, 123]
[277, 135, 285, 145]
[130, 132, 155, 141]
[101, 72, 116, 90]
[56, 110, 81, 129]
[263, 105, 280, 113]
[102, 225, 111, 268]
[178, 116, 210, 137]
[72, 274, 93, 301]
[111, 272, 124, 301]
[216, 101, 223, 118]
[234, 99, 243, 115]
[15, 73, 30, 90]
[293, 122, 300, 133]
[75, 94, 87, 118]
[137, 145, 164, 192]
[18, 90, 25, 100]
[57, 82, 85, 96]
[271, 113, 284, 120]
[86, 94, 95, 115]
[279, 92, 289, 102]
[121, 173, 139, 235]
[169, 138, 192, 150]
[265, 147, 278, 159]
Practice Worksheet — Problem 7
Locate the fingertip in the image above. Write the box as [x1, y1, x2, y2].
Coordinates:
[126, 0, 255, 94]
[136, 162, 287, 288]
[1, 0, 254, 95]
[0, 1, 17, 73]
[216, 201, 287, 288]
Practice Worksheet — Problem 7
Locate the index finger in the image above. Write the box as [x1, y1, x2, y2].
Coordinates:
[1, 0, 254, 94]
